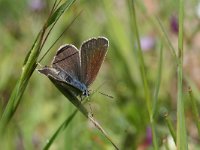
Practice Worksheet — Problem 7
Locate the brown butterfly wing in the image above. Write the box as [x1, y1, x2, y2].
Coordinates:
[80, 37, 108, 86]
[52, 44, 81, 80]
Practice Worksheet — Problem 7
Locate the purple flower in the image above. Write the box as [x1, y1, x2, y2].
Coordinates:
[138, 126, 152, 149]
[145, 127, 152, 145]
[140, 36, 155, 52]
[170, 15, 179, 34]
[28, 0, 46, 12]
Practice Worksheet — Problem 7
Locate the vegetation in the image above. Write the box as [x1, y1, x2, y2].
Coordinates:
[0, 0, 200, 149]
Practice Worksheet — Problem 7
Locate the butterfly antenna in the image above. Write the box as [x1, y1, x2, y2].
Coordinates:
[89, 81, 114, 99]
[98, 91, 114, 99]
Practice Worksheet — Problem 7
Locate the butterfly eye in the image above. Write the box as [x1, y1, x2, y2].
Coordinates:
[83, 90, 89, 97]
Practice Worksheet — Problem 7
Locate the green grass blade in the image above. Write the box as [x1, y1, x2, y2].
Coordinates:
[23, 33, 41, 66]
[0, 41, 40, 134]
[188, 87, 200, 137]
[38, 0, 77, 58]
[176, 0, 188, 149]
[151, 43, 163, 150]
[49, 77, 89, 116]
[49, 77, 119, 149]
[152, 43, 163, 118]
[46, 0, 76, 27]
[43, 109, 78, 150]
[156, 18, 178, 64]
[131, 0, 152, 117]
[164, 139, 170, 150]
[129, 1, 158, 149]
[38, 10, 82, 63]
[164, 113, 176, 144]
[0, 0, 77, 135]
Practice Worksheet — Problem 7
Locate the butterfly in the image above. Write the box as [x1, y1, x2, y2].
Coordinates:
[38, 37, 109, 98]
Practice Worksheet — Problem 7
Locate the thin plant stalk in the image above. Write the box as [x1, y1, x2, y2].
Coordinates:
[129, 1, 158, 149]
[176, 0, 188, 149]
[43, 109, 78, 150]
[152, 43, 163, 118]
[156, 17, 178, 64]
[38, 10, 82, 63]
[188, 87, 200, 136]
[164, 113, 176, 144]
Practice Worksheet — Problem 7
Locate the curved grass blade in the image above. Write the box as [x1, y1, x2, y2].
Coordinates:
[176, 0, 188, 149]
[0, 0, 76, 135]
[48, 78, 119, 149]
[49, 77, 89, 115]
[152, 43, 163, 118]
[129, 1, 158, 149]
[38, 0, 77, 60]
[0, 40, 40, 134]
[42, 85, 115, 150]
[43, 109, 78, 150]
[47, 0, 76, 27]
[88, 114, 119, 150]
[38, 10, 82, 63]
[188, 87, 200, 137]
[156, 17, 178, 65]
[164, 113, 176, 144]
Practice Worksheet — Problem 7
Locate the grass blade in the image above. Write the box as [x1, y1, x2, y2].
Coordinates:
[0, 40, 40, 134]
[43, 109, 78, 150]
[130, 0, 152, 118]
[38, 10, 82, 63]
[188, 87, 200, 137]
[156, 18, 178, 64]
[164, 113, 176, 144]
[129, 1, 158, 149]
[0, 0, 76, 135]
[152, 43, 163, 118]
[49, 77, 119, 149]
[46, 0, 76, 27]
[176, 0, 188, 149]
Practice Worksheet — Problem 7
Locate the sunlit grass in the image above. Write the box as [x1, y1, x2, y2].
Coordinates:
[0, 0, 200, 149]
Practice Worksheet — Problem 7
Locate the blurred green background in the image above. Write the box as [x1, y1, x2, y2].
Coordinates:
[1, 0, 200, 149]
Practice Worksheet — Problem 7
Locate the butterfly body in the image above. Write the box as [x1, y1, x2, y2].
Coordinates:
[38, 37, 108, 98]
[61, 72, 88, 96]
[39, 66, 89, 96]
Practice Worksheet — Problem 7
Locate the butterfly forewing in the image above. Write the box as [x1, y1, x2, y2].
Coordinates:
[52, 44, 81, 80]
[80, 37, 108, 86]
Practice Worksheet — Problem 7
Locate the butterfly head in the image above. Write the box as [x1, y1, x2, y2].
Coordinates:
[83, 88, 89, 97]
